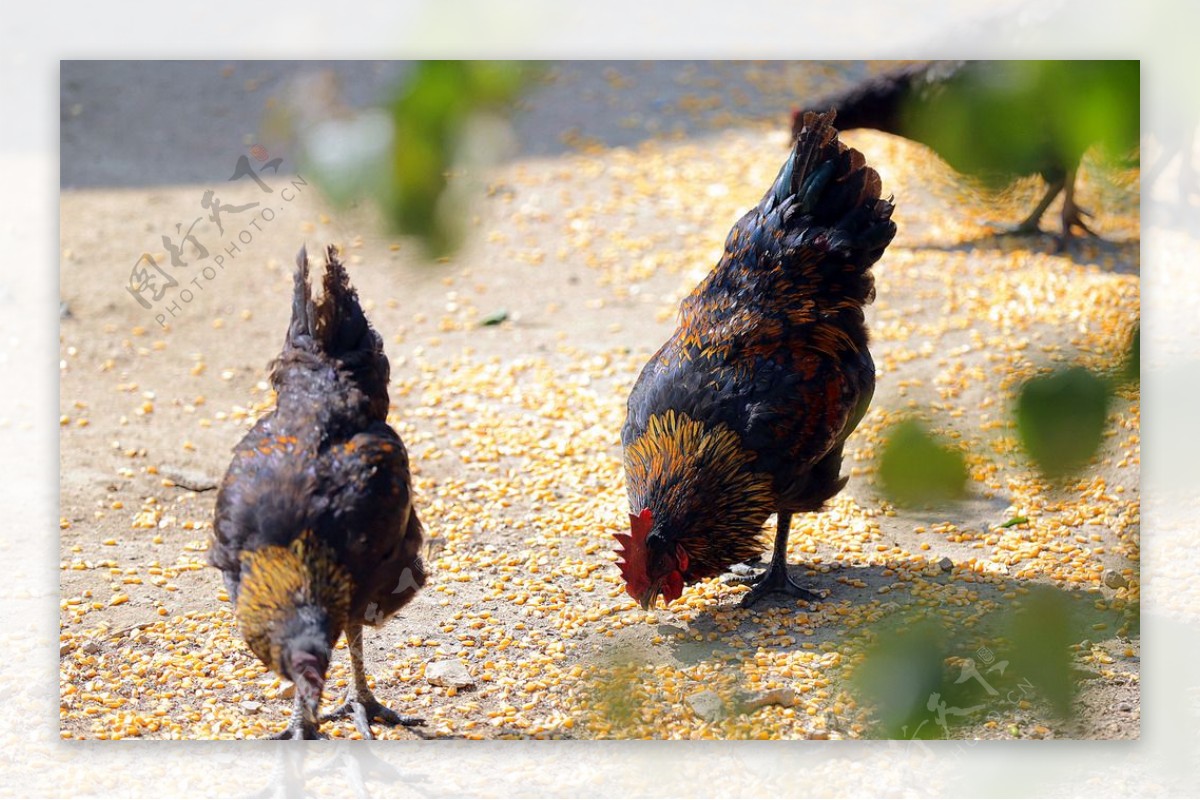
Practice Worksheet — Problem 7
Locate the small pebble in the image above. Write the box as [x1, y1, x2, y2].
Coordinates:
[425, 659, 475, 689]
[1103, 569, 1128, 589]
[686, 689, 725, 723]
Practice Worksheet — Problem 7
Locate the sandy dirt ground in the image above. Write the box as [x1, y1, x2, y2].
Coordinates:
[58, 61, 1140, 745]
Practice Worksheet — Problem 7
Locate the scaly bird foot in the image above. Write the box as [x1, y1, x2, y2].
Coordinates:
[269, 718, 326, 741]
[1010, 219, 1046, 236]
[737, 563, 823, 607]
[247, 747, 310, 799]
[322, 694, 423, 740]
[1062, 206, 1099, 242]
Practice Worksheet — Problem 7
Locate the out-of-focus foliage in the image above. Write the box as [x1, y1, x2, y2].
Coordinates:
[1003, 586, 1075, 717]
[1016, 366, 1111, 480]
[383, 61, 535, 257]
[1122, 323, 1140, 386]
[292, 61, 538, 258]
[877, 419, 969, 507]
[849, 621, 948, 739]
[903, 61, 1140, 187]
[847, 586, 1121, 738]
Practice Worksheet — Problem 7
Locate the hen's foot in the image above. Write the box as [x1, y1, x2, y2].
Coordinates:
[1011, 222, 1046, 236]
[323, 694, 423, 740]
[1063, 202, 1098, 237]
[737, 563, 822, 607]
[269, 718, 326, 741]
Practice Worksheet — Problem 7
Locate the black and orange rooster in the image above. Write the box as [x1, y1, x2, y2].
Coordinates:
[210, 245, 426, 739]
[618, 112, 895, 609]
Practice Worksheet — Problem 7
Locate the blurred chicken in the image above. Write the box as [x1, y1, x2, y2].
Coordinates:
[210, 245, 426, 739]
[618, 112, 895, 609]
[797, 60, 1138, 246]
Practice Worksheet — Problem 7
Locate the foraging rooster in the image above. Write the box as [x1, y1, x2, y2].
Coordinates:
[210, 245, 426, 739]
[618, 112, 896, 609]
[797, 60, 1138, 246]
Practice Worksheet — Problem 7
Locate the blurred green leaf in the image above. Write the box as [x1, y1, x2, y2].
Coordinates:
[878, 419, 969, 507]
[300, 61, 538, 259]
[1016, 366, 1111, 479]
[383, 61, 538, 258]
[850, 621, 949, 739]
[1004, 587, 1077, 717]
[903, 61, 1140, 188]
[845, 585, 1105, 737]
[1123, 324, 1140, 385]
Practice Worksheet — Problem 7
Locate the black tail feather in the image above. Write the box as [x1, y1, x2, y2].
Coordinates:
[274, 244, 391, 421]
[285, 245, 318, 351]
[315, 244, 374, 360]
[766, 111, 897, 281]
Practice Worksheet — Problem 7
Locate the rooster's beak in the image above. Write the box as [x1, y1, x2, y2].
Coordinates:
[637, 583, 661, 611]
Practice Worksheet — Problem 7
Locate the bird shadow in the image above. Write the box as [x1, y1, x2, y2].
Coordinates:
[910, 229, 1140, 273]
[663, 562, 1137, 738]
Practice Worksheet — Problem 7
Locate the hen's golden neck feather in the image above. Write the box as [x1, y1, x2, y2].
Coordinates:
[624, 411, 775, 578]
[235, 530, 354, 673]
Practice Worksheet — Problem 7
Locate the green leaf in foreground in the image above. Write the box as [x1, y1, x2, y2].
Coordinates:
[877, 419, 969, 507]
[1015, 366, 1111, 479]
[1004, 586, 1077, 718]
[1122, 324, 1140, 385]
[850, 621, 949, 739]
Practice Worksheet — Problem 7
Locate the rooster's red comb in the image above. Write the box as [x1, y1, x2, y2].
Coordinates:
[614, 508, 653, 598]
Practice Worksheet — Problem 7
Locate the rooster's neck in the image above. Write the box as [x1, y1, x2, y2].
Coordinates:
[624, 410, 775, 576]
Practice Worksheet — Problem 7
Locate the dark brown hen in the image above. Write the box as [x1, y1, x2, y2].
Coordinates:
[619, 112, 895, 609]
[209, 245, 426, 739]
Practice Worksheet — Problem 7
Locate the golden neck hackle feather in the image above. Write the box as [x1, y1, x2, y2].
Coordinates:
[235, 530, 355, 671]
[623, 410, 775, 577]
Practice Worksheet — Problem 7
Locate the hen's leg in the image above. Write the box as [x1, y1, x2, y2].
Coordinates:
[270, 693, 325, 740]
[738, 512, 822, 607]
[1059, 166, 1099, 245]
[1013, 177, 1064, 235]
[322, 622, 423, 739]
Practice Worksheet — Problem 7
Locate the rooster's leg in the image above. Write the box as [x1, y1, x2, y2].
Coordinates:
[1013, 177, 1065, 235]
[738, 513, 822, 607]
[270, 693, 326, 740]
[1059, 166, 1099, 246]
[322, 622, 423, 739]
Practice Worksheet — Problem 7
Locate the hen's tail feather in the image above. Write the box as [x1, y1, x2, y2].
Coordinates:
[315, 244, 374, 360]
[274, 244, 391, 420]
[764, 111, 896, 285]
[285, 245, 318, 350]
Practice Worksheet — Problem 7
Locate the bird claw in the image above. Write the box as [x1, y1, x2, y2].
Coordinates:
[270, 719, 327, 741]
[1063, 207, 1099, 238]
[322, 695, 423, 739]
[737, 564, 823, 607]
[722, 562, 764, 584]
[1010, 219, 1045, 236]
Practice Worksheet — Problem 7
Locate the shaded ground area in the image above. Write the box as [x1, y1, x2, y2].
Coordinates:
[59, 61, 1139, 743]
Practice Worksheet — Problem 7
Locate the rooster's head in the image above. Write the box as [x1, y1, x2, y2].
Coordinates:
[615, 508, 689, 611]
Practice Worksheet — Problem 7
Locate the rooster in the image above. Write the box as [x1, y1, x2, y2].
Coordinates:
[210, 245, 426, 739]
[797, 60, 1137, 246]
[617, 112, 895, 610]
